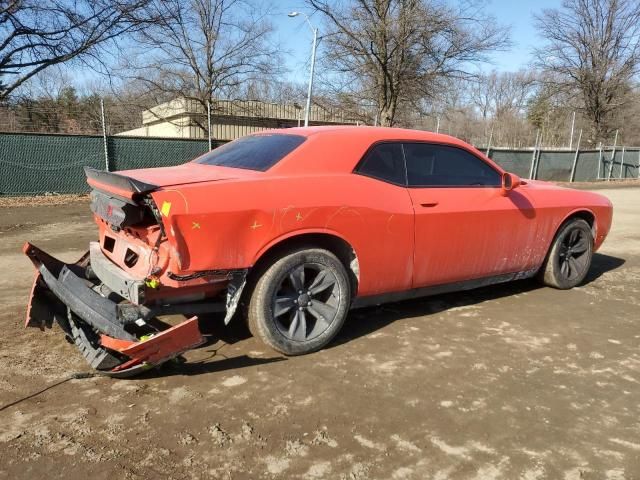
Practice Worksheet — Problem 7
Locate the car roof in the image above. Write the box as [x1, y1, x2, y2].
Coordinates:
[262, 125, 499, 175]
[267, 125, 468, 146]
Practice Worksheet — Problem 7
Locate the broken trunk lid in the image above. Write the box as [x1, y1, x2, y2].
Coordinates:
[85, 167, 159, 200]
[85, 163, 248, 199]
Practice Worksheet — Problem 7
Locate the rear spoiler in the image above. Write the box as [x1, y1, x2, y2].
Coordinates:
[84, 167, 159, 200]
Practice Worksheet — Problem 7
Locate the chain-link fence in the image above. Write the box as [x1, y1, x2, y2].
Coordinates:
[0, 99, 137, 136]
[1, 132, 638, 196]
[0, 133, 223, 195]
[487, 146, 640, 182]
[0, 98, 358, 140]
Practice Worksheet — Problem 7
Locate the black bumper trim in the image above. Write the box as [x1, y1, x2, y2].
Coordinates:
[26, 244, 136, 341]
[68, 313, 123, 369]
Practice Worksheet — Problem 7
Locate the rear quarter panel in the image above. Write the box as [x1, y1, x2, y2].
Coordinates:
[150, 174, 415, 297]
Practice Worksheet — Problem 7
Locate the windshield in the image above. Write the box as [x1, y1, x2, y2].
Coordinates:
[193, 134, 306, 171]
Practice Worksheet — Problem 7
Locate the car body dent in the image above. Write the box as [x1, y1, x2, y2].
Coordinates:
[23, 126, 614, 375]
[149, 172, 415, 297]
[135, 127, 612, 300]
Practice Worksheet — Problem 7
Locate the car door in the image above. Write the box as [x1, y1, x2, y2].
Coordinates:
[404, 142, 537, 288]
[353, 142, 415, 295]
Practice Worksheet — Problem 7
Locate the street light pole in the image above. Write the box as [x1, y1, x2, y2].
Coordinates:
[289, 12, 317, 127]
[304, 27, 317, 127]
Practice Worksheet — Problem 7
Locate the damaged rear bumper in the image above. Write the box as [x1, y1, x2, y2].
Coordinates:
[23, 242, 205, 377]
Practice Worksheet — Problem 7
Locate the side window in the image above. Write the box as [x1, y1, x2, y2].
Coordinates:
[404, 143, 501, 187]
[356, 143, 406, 185]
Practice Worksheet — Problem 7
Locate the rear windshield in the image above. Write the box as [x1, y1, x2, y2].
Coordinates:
[193, 134, 306, 171]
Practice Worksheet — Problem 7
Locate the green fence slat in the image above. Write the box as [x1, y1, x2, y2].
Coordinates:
[487, 150, 531, 178]
[108, 136, 211, 171]
[536, 150, 574, 181]
[573, 151, 600, 182]
[0, 133, 221, 195]
[0, 133, 103, 194]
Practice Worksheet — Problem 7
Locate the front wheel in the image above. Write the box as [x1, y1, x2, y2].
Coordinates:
[538, 218, 594, 289]
[247, 248, 351, 355]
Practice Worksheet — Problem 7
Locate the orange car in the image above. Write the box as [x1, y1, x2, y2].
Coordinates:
[24, 126, 613, 376]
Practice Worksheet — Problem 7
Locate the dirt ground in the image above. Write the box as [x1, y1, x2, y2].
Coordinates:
[1, 185, 639, 480]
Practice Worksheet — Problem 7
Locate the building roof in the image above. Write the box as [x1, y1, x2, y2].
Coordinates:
[142, 98, 357, 125]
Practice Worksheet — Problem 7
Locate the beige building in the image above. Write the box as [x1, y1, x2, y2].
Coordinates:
[116, 98, 358, 141]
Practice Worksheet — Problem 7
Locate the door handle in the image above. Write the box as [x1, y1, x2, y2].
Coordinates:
[420, 202, 439, 208]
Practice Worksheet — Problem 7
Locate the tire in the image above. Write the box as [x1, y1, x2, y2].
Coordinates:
[538, 218, 594, 289]
[248, 247, 351, 355]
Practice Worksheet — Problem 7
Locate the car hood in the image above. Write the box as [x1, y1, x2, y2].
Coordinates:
[520, 179, 612, 207]
[521, 179, 569, 190]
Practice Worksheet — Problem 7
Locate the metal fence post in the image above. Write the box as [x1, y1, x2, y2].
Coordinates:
[534, 146, 542, 180]
[100, 98, 109, 171]
[596, 143, 603, 180]
[207, 100, 213, 151]
[607, 130, 618, 181]
[569, 129, 582, 182]
[529, 131, 539, 180]
[619, 146, 626, 180]
[569, 111, 575, 149]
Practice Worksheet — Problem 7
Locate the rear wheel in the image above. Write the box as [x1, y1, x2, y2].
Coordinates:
[538, 218, 593, 289]
[248, 248, 351, 355]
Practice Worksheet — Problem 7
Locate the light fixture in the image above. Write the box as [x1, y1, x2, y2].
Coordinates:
[287, 11, 317, 127]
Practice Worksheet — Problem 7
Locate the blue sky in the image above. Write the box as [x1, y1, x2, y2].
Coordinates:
[58, 0, 562, 92]
[272, 0, 561, 83]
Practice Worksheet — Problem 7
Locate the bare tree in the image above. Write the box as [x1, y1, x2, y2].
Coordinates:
[240, 79, 307, 104]
[121, 0, 281, 131]
[534, 0, 640, 144]
[465, 70, 536, 146]
[307, 0, 509, 126]
[0, 0, 153, 99]
[471, 70, 535, 121]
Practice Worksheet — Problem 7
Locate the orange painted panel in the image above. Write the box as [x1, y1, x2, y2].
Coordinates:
[91, 126, 613, 301]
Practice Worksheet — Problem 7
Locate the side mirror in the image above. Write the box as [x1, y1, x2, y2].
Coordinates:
[501, 172, 521, 195]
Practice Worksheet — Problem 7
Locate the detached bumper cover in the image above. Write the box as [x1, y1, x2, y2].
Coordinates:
[23, 242, 205, 377]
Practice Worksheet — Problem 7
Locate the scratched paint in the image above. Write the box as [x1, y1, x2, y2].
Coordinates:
[89, 127, 612, 301]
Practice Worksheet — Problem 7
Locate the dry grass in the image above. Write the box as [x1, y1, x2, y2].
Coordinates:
[0, 194, 89, 208]
[554, 179, 640, 190]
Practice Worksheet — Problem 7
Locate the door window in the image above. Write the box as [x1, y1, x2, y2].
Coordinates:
[356, 143, 406, 185]
[404, 143, 500, 187]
